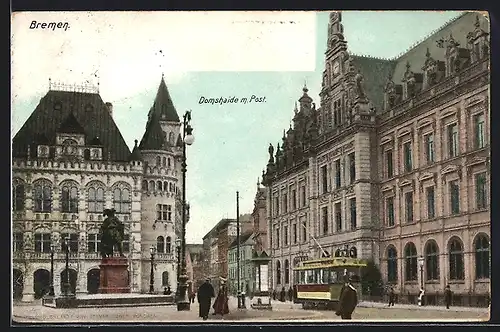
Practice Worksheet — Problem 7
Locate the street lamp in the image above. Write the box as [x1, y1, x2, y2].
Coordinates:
[177, 110, 194, 311]
[418, 256, 425, 289]
[62, 235, 74, 298]
[49, 244, 55, 296]
[175, 238, 181, 299]
[149, 245, 156, 294]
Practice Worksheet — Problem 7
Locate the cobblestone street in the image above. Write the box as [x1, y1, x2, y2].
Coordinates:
[12, 297, 489, 323]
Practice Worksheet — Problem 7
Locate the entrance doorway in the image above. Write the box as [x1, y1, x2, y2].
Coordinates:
[13, 269, 23, 300]
[87, 269, 100, 294]
[33, 269, 50, 299]
[60, 268, 77, 295]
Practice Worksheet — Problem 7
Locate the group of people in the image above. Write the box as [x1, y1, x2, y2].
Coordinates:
[387, 285, 454, 309]
[196, 278, 229, 320]
[272, 286, 295, 302]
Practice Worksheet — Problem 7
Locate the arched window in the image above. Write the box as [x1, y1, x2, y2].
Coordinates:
[425, 240, 439, 281]
[169, 183, 174, 192]
[13, 180, 25, 211]
[449, 237, 464, 280]
[474, 234, 490, 279]
[142, 180, 148, 191]
[276, 260, 281, 285]
[404, 242, 418, 281]
[169, 132, 174, 144]
[162, 271, 169, 286]
[284, 259, 290, 284]
[83, 149, 90, 160]
[148, 181, 154, 192]
[163, 182, 168, 191]
[156, 156, 161, 166]
[113, 187, 131, 214]
[33, 180, 52, 212]
[61, 183, 78, 213]
[387, 246, 398, 282]
[162, 157, 166, 167]
[168, 158, 171, 168]
[88, 187, 105, 213]
[157, 181, 162, 191]
[166, 236, 172, 254]
[334, 249, 341, 257]
[349, 247, 357, 258]
[157, 236, 165, 253]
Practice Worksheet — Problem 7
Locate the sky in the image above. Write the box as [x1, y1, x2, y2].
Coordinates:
[11, 11, 464, 244]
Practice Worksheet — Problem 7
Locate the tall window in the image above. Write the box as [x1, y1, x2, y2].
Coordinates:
[334, 159, 341, 188]
[156, 204, 172, 221]
[33, 180, 52, 212]
[403, 142, 412, 172]
[34, 233, 51, 253]
[166, 236, 171, 253]
[13, 232, 24, 252]
[447, 123, 459, 157]
[88, 187, 105, 213]
[284, 259, 290, 284]
[113, 187, 131, 214]
[335, 202, 342, 232]
[291, 190, 297, 210]
[475, 235, 490, 279]
[474, 114, 485, 149]
[61, 233, 79, 252]
[475, 173, 487, 209]
[301, 220, 307, 242]
[61, 184, 78, 213]
[321, 206, 329, 234]
[274, 197, 279, 216]
[387, 246, 398, 282]
[301, 186, 307, 207]
[404, 242, 418, 281]
[349, 198, 357, 230]
[283, 193, 288, 213]
[162, 271, 169, 287]
[405, 192, 414, 222]
[449, 180, 460, 215]
[348, 153, 356, 184]
[87, 234, 101, 253]
[333, 99, 342, 127]
[426, 186, 435, 219]
[425, 134, 435, 163]
[13, 182, 25, 211]
[321, 165, 328, 194]
[386, 150, 394, 178]
[449, 238, 464, 280]
[425, 241, 439, 281]
[122, 234, 130, 252]
[157, 236, 165, 253]
[283, 225, 288, 245]
[386, 197, 395, 227]
[292, 224, 297, 244]
[275, 228, 280, 248]
[276, 260, 282, 285]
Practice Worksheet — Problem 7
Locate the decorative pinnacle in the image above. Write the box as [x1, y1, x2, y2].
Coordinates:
[475, 15, 480, 28]
[425, 47, 431, 58]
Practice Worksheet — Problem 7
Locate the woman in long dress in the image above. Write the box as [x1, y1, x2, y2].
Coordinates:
[212, 282, 229, 316]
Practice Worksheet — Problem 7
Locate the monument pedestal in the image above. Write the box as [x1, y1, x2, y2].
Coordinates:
[99, 257, 130, 294]
[251, 253, 272, 310]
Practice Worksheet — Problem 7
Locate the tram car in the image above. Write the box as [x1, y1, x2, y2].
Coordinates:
[292, 256, 367, 310]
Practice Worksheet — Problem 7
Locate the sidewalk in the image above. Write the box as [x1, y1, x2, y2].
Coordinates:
[358, 301, 489, 313]
[228, 296, 302, 310]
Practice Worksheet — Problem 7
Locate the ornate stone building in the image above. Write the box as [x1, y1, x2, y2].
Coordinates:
[12, 76, 186, 301]
[262, 12, 490, 304]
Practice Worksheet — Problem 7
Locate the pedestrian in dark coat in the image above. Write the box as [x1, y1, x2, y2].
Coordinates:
[335, 279, 358, 320]
[197, 279, 215, 320]
[444, 285, 452, 309]
[287, 287, 293, 302]
[272, 289, 277, 300]
[213, 283, 230, 316]
[388, 287, 395, 307]
[280, 286, 286, 302]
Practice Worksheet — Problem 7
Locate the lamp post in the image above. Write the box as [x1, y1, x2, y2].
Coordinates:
[62, 235, 74, 298]
[177, 110, 194, 311]
[49, 244, 55, 296]
[418, 255, 425, 306]
[149, 245, 156, 294]
[175, 238, 181, 299]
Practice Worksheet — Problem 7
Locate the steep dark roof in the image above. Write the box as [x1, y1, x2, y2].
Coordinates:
[139, 76, 180, 150]
[12, 90, 132, 161]
[228, 231, 254, 249]
[350, 55, 397, 113]
[391, 12, 487, 83]
[58, 112, 86, 134]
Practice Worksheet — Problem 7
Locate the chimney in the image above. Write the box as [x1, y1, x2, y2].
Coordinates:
[105, 102, 113, 117]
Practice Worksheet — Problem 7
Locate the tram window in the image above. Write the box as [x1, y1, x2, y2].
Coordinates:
[322, 269, 330, 284]
[300, 271, 305, 284]
[314, 269, 321, 283]
[306, 270, 314, 284]
[329, 270, 339, 283]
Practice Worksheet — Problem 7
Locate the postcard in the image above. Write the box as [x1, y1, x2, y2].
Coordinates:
[11, 10, 490, 324]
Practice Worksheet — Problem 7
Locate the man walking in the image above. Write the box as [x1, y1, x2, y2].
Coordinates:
[388, 287, 395, 307]
[197, 278, 215, 320]
[444, 285, 452, 309]
[335, 276, 358, 320]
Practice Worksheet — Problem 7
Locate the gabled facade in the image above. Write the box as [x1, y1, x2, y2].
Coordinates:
[262, 11, 490, 306]
[12, 76, 184, 301]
